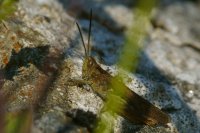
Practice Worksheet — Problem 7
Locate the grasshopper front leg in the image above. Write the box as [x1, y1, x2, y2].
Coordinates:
[67, 78, 92, 90]
[67, 78, 107, 100]
[67, 79, 95, 93]
[67, 78, 88, 86]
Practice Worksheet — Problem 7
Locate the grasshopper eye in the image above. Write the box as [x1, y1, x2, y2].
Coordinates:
[87, 57, 95, 68]
[88, 60, 93, 66]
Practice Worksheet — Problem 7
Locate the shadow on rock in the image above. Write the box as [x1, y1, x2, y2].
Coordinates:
[65, 109, 97, 132]
[4, 46, 49, 80]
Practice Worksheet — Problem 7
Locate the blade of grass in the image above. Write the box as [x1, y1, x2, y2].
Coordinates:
[5, 109, 33, 133]
[94, 1, 158, 133]
[0, 0, 19, 20]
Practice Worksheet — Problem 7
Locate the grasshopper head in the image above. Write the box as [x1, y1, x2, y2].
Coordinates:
[82, 56, 98, 80]
[82, 55, 111, 100]
[76, 10, 96, 80]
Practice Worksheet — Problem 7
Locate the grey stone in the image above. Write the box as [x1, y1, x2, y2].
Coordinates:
[148, 1, 200, 124]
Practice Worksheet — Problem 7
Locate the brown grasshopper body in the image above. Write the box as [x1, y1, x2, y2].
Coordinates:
[76, 10, 171, 126]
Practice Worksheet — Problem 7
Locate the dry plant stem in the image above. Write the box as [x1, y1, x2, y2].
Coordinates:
[32, 48, 64, 111]
[0, 91, 6, 133]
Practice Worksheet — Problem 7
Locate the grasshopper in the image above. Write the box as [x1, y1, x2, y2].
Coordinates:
[74, 10, 171, 126]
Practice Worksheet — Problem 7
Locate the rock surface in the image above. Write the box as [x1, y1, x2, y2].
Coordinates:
[0, 0, 200, 133]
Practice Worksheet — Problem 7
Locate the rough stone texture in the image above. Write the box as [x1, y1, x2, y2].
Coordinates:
[149, 1, 200, 122]
[0, 0, 200, 133]
[59, 0, 134, 33]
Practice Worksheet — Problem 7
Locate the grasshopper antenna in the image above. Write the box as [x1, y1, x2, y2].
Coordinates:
[87, 9, 92, 56]
[76, 22, 88, 57]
